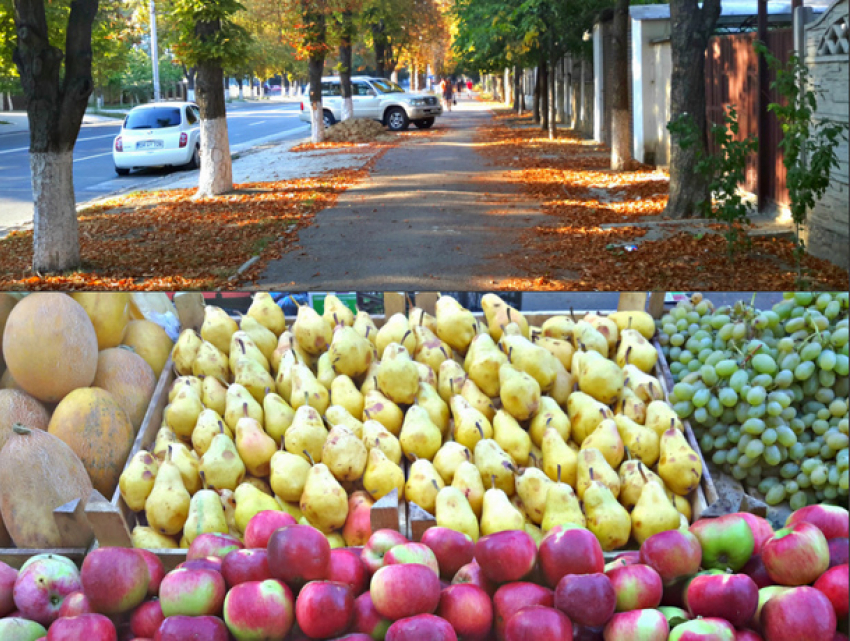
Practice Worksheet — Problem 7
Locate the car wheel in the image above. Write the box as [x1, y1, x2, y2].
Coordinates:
[323, 110, 336, 128]
[386, 108, 409, 132]
[186, 144, 200, 170]
[414, 118, 435, 129]
[115, 166, 130, 176]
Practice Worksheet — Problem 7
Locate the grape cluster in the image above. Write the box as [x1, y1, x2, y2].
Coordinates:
[657, 292, 849, 509]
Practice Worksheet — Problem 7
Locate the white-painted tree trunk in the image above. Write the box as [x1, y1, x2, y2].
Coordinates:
[187, 88, 195, 102]
[311, 103, 325, 143]
[195, 117, 232, 198]
[30, 151, 80, 272]
[342, 98, 354, 121]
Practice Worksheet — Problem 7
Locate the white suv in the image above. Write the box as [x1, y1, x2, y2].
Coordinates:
[299, 76, 442, 131]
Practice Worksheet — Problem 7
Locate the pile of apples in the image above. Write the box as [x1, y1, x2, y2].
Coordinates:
[0, 503, 847, 641]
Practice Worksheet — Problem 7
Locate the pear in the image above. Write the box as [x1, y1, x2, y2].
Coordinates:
[326, 405, 364, 439]
[290, 364, 330, 415]
[580, 418, 625, 470]
[323, 294, 355, 330]
[572, 320, 609, 358]
[233, 357, 275, 404]
[500, 333, 558, 392]
[433, 441, 472, 484]
[169, 376, 203, 403]
[152, 425, 179, 462]
[399, 405, 442, 462]
[415, 383, 450, 437]
[415, 361, 437, 387]
[451, 460, 485, 518]
[247, 292, 286, 336]
[515, 467, 553, 525]
[145, 447, 191, 536]
[164, 385, 204, 441]
[529, 396, 572, 447]
[275, 497, 304, 521]
[631, 471, 681, 544]
[234, 482, 281, 533]
[218, 489, 240, 538]
[438, 359, 468, 404]
[541, 471, 586, 531]
[481, 293, 529, 341]
[541, 427, 578, 487]
[493, 409, 531, 467]
[608, 310, 656, 339]
[617, 329, 658, 373]
[183, 488, 228, 544]
[263, 392, 295, 446]
[499, 362, 541, 421]
[202, 375, 228, 416]
[240, 315, 278, 362]
[359, 361, 381, 395]
[464, 333, 508, 397]
[567, 391, 615, 445]
[132, 526, 179, 549]
[119, 450, 159, 512]
[377, 343, 419, 405]
[550, 360, 575, 407]
[235, 413, 276, 477]
[460, 379, 496, 422]
[244, 475, 273, 495]
[534, 337, 575, 372]
[362, 448, 405, 501]
[576, 350, 625, 405]
[224, 383, 264, 431]
[671, 492, 692, 522]
[361, 420, 403, 465]
[645, 400, 684, 439]
[473, 439, 516, 495]
[583, 313, 619, 353]
[524, 523, 545, 546]
[330, 375, 365, 419]
[376, 313, 417, 359]
[362, 390, 404, 436]
[230, 331, 271, 374]
[615, 386, 647, 425]
[451, 395, 493, 451]
[270, 330, 295, 372]
[576, 448, 620, 500]
[480, 476, 525, 536]
[435, 486, 479, 542]
[435, 296, 478, 354]
[619, 460, 663, 511]
[322, 425, 368, 482]
[658, 428, 702, 496]
[173, 329, 203, 376]
[614, 415, 660, 467]
[300, 461, 349, 533]
[200, 428, 246, 491]
[353, 310, 379, 347]
[284, 405, 328, 463]
[541, 315, 576, 341]
[316, 353, 337, 390]
[269, 449, 312, 502]
[329, 325, 374, 379]
[201, 306, 239, 355]
[623, 365, 665, 403]
[583, 476, 632, 551]
[293, 303, 333, 356]
[192, 340, 230, 383]
[274, 350, 297, 400]
[409, 302, 438, 334]
[405, 458, 445, 514]
[528, 442, 544, 470]
[170, 441, 202, 495]
[413, 325, 452, 375]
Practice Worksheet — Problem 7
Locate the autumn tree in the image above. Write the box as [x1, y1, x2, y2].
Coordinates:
[610, 0, 630, 169]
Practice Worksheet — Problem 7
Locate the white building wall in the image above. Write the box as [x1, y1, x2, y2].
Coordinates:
[630, 17, 672, 165]
[593, 23, 604, 142]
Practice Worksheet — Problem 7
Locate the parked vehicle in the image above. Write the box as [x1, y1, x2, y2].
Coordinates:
[299, 76, 442, 131]
[112, 102, 201, 176]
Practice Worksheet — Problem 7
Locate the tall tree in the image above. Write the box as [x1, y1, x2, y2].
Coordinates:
[610, 0, 630, 169]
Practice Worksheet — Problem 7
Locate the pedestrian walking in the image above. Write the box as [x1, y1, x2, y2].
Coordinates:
[466, 79, 473, 98]
[441, 78, 453, 112]
[456, 79, 464, 96]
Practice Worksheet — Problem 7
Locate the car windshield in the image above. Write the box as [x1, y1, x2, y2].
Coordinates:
[125, 107, 182, 130]
[370, 79, 405, 94]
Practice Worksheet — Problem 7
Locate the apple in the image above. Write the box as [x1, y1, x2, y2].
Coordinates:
[554, 573, 615, 628]
[336, 635, 376, 641]
[814, 563, 849, 620]
[1, 561, 17, 617]
[834, 634, 849, 641]
[740, 552, 775, 589]
[420, 527, 475, 580]
[129, 599, 164, 638]
[492, 582, 554, 641]
[186, 533, 243, 560]
[730, 513, 775, 555]
[638, 530, 702, 584]
[371, 563, 441, 621]
[296, 580, 354, 639]
[436, 583, 493, 641]
[267, 524, 331, 587]
[223, 578, 294, 640]
[158, 568, 226, 617]
[47, 613, 116, 641]
[786, 505, 850, 540]
[762, 521, 830, 586]
[602, 608, 668, 641]
[606, 564, 663, 612]
[57, 591, 93, 617]
[327, 548, 369, 597]
[451, 561, 498, 597]
[12, 555, 82, 626]
[243, 510, 297, 549]
[572, 624, 604, 641]
[154, 615, 229, 640]
[474, 530, 537, 584]
[685, 572, 758, 628]
[221, 548, 272, 588]
[505, 605, 572, 641]
[690, 515, 755, 572]
[761, 586, 837, 641]
[667, 617, 736, 640]
[828, 538, 849, 569]
[343, 492, 376, 548]
[0, 617, 47, 640]
[749, 585, 792, 631]
[351, 591, 392, 640]
[657, 605, 690, 629]
[137, 550, 166, 597]
[735, 630, 764, 641]
[384, 543, 440, 576]
[177, 556, 223, 573]
[362, 530, 410, 576]
[385, 613, 458, 641]
[538, 526, 605, 588]
[81, 547, 150, 616]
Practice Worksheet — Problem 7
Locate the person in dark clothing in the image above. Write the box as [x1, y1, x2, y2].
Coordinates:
[442, 78, 453, 111]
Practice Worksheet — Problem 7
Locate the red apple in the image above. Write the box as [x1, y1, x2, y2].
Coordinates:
[762, 521, 830, 586]
[81, 547, 150, 616]
[223, 578, 294, 640]
[814, 563, 849, 620]
[667, 617, 736, 640]
[690, 515, 755, 572]
[420, 527, 475, 580]
[137, 550, 165, 597]
[57, 591, 93, 617]
[328, 549, 369, 596]
[657, 605, 690, 629]
[295, 580, 354, 639]
[384, 543, 440, 576]
[267, 524, 331, 588]
[735, 630, 763, 641]
[436, 583, 493, 641]
[614, 551, 641, 564]
[606, 564, 663, 612]
[572, 624, 604, 641]
[154, 615, 229, 640]
[539, 526, 605, 588]
[370, 563, 441, 621]
[554, 573, 616, 628]
[221, 548, 272, 588]
[129, 599, 164, 638]
[451, 561, 498, 597]
[786, 505, 850, 541]
[505, 605, 573, 641]
[761, 586, 837, 641]
[685, 572, 758, 628]
[47, 613, 116, 641]
[351, 591, 391, 640]
[661, 576, 690, 609]
[492, 582, 554, 641]
[749, 585, 793, 631]
[243, 510, 297, 549]
[602, 608, 669, 641]
[385, 613, 458, 641]
[0, 561, 17, 617]
[335, 635, 376, 641]
[12, 555, 82, 626]
[474, 530, 537, 584]
[828, 538, 849, 569]
[0, 617, 47, 639]
[177, 556, 223, 573]
[361, 530, 410, 576]
[158, 568, 226, 617]
[730, 513, 775, 555]
[343, 492, 376, 548]
[740, 553, 774, 589]
[186, 533, 243, 560]
[639, 530, 702, 584]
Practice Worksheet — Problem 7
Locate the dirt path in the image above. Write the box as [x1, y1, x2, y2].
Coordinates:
[258, 101, 549, 290]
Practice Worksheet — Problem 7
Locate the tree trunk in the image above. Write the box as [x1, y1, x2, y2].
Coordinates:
[532, 66, 541, 123]
[195, 60, 232, 198]
[555, 57, 565, 124]
[665, 0, 721, 217]
[539, 55, 549, 131]
[339, 10, 353, 121]
[372, 21, 386, 78]
[514, 65, 521, 114]
[308, 52, 326, 143]
[611, 0, 631, 170]
[548, 49, 557, 139]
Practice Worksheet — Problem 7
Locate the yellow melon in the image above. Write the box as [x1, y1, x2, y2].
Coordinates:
[71, 293, 131, 350]
[2, 293, 99, 403]
[93, 347, 157, 431]
[48, 387, 135, 498]
[0, 388, 50, 452]
[122, 319, 174, 379]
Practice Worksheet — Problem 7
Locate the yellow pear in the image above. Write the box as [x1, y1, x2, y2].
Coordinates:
[240, 314, 278, 362]
[550, 360, 575, 407]
[435, 296, 478, 354]
[192, 340, 230, 383]
[658, 428, 702, 496]
[362, 448, 405, 501]
[583, 478, 631, 551]
[274, 350, 297, 400]
[361, 420, 402, 465]
[415, 383, 450, 437]
[409, 302, 438, 334]
[164, 385, 204, 441]
[619, 460, 663, 511]
[263, 392, 295, 446]
[224, 384, 264, 431]
[524, 523, 545, 546]
[500, 333, 558, 392]
[270, 449, 312, 502]
[464, 333, 508, 397]
[284, 405, 328, 464]
[435, 486, 479, 542]
[528, 442, 544, 470]
[119, 450, 159, 512]
[580, 418, 625, 469]
[235, 414, 276, 477]
[515, 467, 553, 525]
[473, 439, 516, 495]
[583, 313, 619, 353]
[615, 386, 647, 425]
[623, 365, 665, 403]
[362, 389, 404, 436]
[201, 375, 227, 416]
[541, 475, 586, 531]
[541, 427, 578, 487]
[234, 482, 281, 533]
[192, 410, 231, 457]
[330, 375, 365, 419]
[183, 488, 228, 544]
[233, 357, 275, 404]
[326, 405, 364, 439]
[145, 447, 191, 536]
[415, 361, 437, 387]
[169, 376, 203, 403]
[541, 315, 576, 341]
[617, 329, 658, 373]
[328, 325, 374, 379]
[376, 313, 417, 359]
[572, 320, 609, 358]
[529, 396, 571, 447]
[293, 303, 333, 356]
[290, 364, 330, 415]
[608, 310, 656, 340]
[671, 492, 692, 522]
[399, 405, 442, 462]
[451, 395, 493, 451]
[567, 392, 615, 445]
[433, 441, 472, 484]
[576, 448, 620, 500]
[378, 343, 420, 405]
[322, 294, 355, 329]
[405, 458, 445, 514]
[535, 337, 575, 372]
[438, 359, 468, 404]
[460, 379, 496, 422]
[201, 306, 239, 355]
[316, 353, 336, 390]
[247, 292, 286, 336]
[275, 497, 304, 521]
[300, 462, 349, 533]
[169, 441, 202, 495]
[132, 526, 179, 549]
[645, 400, 684, 439]
[493, 409, 531, 467]
[359, 361, 381, 395]
[631, 472, 681, 544]
[499, 362, 541, 421]
[322, 425, 368, 482]
[481, 293, 529, 341]
[200, 428, 246, 492]
[451, 460, 485, 518]
[172, 329, 203, 376]
[353, 310, 380, 347]
[614, 414, 660, 467]
[413, 325, 452, 375]
[576, 350, 624, 405]
[243, 475, 273, 495]
[230, 331, 271, 374]
[480, 477, 525, 536]
[152, 425, 179, 462]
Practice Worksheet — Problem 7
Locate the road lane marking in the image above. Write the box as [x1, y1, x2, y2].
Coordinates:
[74, 152, 113, 162]
[0, 133, 117, 156]
[249, 120, 267, 126]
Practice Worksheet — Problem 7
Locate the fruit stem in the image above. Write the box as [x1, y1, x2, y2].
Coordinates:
[11, 423, 30, 435]
[303, 450, 315, 465]
[490, 475, 496, 490]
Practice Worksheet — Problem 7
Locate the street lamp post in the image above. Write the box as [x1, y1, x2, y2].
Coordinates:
[150, 0, 161, 102]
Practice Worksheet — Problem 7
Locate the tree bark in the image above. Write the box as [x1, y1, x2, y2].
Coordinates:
[372, 21, 386, 78]
[532, 65, 541, 123]
[339, 10, 353, 121]
[665, 0, 721, 217]
[308, 51, 326, 142]
[513, 65, 521, 113]
[548, 49, 557, 139]
[539, 54, 549, 131]
[611, 0, 631, 170]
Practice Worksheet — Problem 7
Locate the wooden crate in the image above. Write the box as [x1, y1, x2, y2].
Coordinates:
[0, 499, 94, 569]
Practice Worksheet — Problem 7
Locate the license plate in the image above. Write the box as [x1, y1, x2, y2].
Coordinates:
[137, 140, 163, 149]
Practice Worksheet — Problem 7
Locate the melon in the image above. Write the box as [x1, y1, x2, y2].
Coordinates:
[0, 389, 50, 452]
[0, 424, 94, 548]
[2, 293, 99, 403]
[122, 319, 174, 379]
[70, 292, 131, 350]
[92, 347, 157, 431]
[48, 387, 135, 498]
[0, 293, 18, 375]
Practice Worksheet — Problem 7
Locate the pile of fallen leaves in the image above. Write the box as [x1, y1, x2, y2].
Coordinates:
[324, 118, 392, 143]
[480, 109, 849, 291]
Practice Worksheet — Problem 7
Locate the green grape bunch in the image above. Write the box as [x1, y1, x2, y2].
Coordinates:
[657, 292, 849, 510]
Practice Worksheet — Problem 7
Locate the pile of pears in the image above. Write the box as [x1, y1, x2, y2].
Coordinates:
[118, 292, 704, 554]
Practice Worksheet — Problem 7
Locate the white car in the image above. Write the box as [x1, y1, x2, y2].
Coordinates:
[113, 102, 201, 176]
[299, 76, 442, 131]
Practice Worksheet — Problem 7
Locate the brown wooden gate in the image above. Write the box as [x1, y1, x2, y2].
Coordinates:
[705, 29, 794, 208]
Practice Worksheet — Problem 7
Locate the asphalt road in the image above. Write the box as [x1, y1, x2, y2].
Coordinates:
[0, 101, 308, 235]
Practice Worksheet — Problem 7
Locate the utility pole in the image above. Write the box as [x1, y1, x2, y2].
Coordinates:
[150, 0, 161, 102]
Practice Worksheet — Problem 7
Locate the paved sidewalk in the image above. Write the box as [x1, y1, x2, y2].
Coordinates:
[258, 100, 548, 290]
